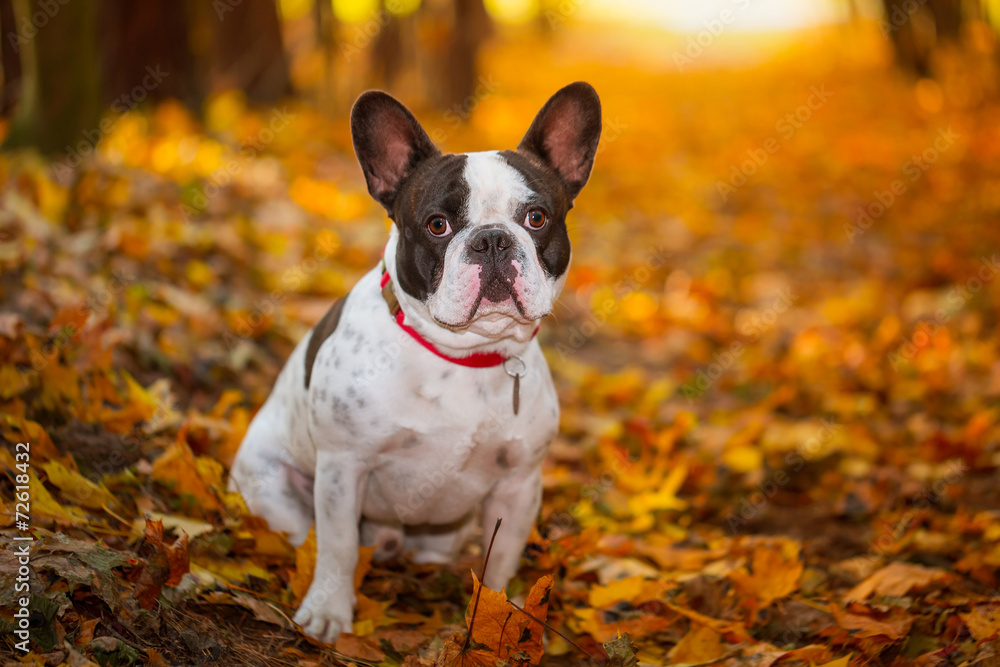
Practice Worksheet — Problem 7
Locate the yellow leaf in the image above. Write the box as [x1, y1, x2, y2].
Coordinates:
[290, 526, 316, 603]
[588, 576, 670, 608]
[589, 576, 646, 608]
[192, 556, 272, 585]
[626, 463, 688, 514]
[721, 444, 762, 473]
[815, 656, 852, 667]
[40, 460, 116, 510]
[668, 625, 727, 664]
[959, 605, 1000, 642]
[0, 365, 28, 398]
[29, 469, 89, 524]
[240, 528, 295, 559]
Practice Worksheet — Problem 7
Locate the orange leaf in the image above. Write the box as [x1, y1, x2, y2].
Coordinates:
[844, 561, 952, 601]
[335, 634, 384, 662]
[833, 604, 912, 640]
[150, 439, 220, 512]
[453, 573, 553, 666]
[131, 518, 190, 608]
[729, 541, 803, 616]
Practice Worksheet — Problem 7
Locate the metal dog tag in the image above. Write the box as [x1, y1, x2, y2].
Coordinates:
[503, 355, 526, 416]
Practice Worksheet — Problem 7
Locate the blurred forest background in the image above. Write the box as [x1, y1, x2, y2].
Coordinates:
[4, 0, 1000, 152]
[5, 0, 1000, 666]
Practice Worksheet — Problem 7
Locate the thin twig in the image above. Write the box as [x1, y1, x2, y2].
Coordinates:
[496, 611, 512, 657]
[463, 517, 502, 651]
[507, 599, 605, 667]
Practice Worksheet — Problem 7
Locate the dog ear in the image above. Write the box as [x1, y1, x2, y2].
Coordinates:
[351, 91, 440, 213]
[518, 81, 602, 202]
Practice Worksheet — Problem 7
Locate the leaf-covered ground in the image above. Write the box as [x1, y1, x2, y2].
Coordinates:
[3, 23, 1000, 667]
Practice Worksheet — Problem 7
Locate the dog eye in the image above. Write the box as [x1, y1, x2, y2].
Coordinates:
[427, 217, 451, 237]
[524, 210, 547, 230]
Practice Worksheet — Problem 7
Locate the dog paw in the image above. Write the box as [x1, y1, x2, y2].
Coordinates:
[293, 595, 353, 644]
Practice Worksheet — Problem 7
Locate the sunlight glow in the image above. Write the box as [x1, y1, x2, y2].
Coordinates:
[485, 0, 847, 30]
[333, 0, 380, 23]
[484, 0, 537, 24]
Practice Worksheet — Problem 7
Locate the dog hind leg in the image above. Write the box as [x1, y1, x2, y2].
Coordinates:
[360, 519, 405, 562]
[228, 401, 314, 546]
[404, 514, 477, 565]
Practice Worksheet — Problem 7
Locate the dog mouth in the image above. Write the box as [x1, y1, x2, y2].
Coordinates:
[433, 285, 541, 330]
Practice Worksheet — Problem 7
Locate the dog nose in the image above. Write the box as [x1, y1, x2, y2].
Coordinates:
[470, 229, 513, 257]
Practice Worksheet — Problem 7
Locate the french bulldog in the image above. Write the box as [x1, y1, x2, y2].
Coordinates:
[228, 82, 601, 642]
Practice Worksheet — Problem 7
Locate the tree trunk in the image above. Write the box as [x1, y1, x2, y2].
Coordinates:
[100, 0, 199, 109]
[3, 0, 101, 154]
[211, 0, 292, 104]
[882, 0, 934, 76]
[1, 0, 21, 114]
[439, 0, 491, 109]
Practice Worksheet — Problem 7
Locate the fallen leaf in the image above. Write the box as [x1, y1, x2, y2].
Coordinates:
[439, 573, 553, 666]
[150, 439, 220, 512]
[833, 604, 912, 640]
[845, 562, 952, 601]
[603, 633, 638, 667]
[669, 624, 727, 663]
[960, 605, 1000, 642]
[41, 460, 116, 510]
[335, 634, 385, 662]
[729, 540, 803, 616]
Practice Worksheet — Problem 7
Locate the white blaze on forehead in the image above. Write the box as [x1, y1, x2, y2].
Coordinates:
[462, 151, 535, 226]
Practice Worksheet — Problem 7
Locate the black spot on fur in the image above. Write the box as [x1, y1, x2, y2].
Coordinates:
[305, 293, 350, 388]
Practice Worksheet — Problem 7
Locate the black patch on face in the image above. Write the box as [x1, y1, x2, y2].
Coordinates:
[392, 154, 470, 301]
[497, 150, 572, 279]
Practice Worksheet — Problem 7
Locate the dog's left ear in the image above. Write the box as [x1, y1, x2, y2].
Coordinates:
[518, 81, 602, 202]
[352, 90, 440, 214]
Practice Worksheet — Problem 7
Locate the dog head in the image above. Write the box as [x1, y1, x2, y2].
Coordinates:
[351, 82, 601, 340]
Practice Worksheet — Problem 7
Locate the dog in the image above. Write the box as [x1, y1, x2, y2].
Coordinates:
[228, 82, 601, 643]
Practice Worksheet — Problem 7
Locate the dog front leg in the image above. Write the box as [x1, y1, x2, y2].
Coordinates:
[480, 467, 542, 592]
[293, 450, 365, 643]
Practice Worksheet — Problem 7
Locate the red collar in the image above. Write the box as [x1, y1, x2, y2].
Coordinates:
[379, 264, 537, 368]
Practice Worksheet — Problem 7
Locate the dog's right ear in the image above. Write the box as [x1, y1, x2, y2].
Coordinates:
[518, 82, 601, 203]
[351, 91, 440, 214]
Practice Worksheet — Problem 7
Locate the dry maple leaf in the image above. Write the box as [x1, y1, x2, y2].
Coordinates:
[603, 633, 638, 667]
[729, 540, 803, 618]
[438, 573, 553, 667]
[130, 518, 190, 608]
